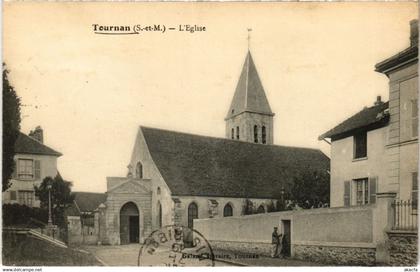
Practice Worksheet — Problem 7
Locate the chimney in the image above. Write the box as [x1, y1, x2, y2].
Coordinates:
[374, 96, 383, 106]
[410, 19, 418, 46]
[29, 126, 44, 143]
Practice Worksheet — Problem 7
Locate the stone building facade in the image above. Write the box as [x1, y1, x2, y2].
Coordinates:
[67, 50, 329, 245]
[320, 20, 418, 207]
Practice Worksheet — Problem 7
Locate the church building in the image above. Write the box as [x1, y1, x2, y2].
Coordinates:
[67, 50, 329, 245]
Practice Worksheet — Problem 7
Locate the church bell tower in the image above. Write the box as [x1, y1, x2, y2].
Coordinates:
[225, 50, 274, 144]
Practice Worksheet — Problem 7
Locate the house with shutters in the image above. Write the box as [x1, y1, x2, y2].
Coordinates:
[319, 98, 389, 207]
[3, 126, 62, 207]
[319, 19, 418, 208]
[66, 50, 330, 245]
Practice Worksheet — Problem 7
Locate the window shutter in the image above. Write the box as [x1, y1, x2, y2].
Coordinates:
[369, 177, 377, 204]
[12, 159, 17, 179]
[412, 172, 418, 208]
[34, 160, 41, 180]
[344, 180, 350, 207]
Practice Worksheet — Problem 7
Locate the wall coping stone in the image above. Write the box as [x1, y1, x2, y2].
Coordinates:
[293, 240, 376, 249]
[196, 205, 373, 222]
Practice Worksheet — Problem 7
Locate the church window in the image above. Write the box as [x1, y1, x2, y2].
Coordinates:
[236, 126, 240, 140]
[188, 202, 198, 228]
[254, 125, 258, 143]
[262, 126, 266, 144]
[257, 205, 265, 214]
[157, 187, 161, 195]
[136, 162, 143, 178]
[223, 203, 233, 217]
[157, 201, 162, 228]
[231, 128, 234, 139]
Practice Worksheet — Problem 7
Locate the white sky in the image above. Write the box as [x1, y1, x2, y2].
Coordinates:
[3, 2, 418, 193]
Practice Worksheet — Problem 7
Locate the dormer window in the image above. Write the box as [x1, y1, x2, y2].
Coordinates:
[354, 132, 367, 159]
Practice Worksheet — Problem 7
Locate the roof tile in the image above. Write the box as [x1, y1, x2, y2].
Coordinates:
[319, 102, 389, 140]
[15, 132, 62, 157]
[141, 126, 330, 199]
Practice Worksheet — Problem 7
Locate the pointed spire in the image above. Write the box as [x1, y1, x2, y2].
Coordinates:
[226, 51, 274, 119]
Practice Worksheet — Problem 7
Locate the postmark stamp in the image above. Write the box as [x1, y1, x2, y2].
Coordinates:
[137, 225, 215, 267]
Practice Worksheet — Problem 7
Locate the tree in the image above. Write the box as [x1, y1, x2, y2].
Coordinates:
[35, 174, 74, 227]
[289, 170, 330, 209]
[3, 64, 21, 191]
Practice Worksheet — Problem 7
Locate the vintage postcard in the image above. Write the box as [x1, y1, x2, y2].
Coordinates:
[2, 1, 418, 269]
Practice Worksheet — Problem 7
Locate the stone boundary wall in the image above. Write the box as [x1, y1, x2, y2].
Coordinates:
[195, 206, 376, 265]
[208, 240, 272, 257]
[195, 206, 373, 245]
[293, 244, 376, 266]
[388, 230, 418, 266]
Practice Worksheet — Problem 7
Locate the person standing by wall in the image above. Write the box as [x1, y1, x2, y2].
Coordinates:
[271, 227, 283, 258]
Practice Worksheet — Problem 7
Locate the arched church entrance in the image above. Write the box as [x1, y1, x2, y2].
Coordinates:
[120, 202, 140, 244]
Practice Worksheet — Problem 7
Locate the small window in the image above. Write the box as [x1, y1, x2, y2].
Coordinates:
[254, 125, 258, 143]
[355, 178, 369, 205]
[231, 128, 234, 139]
[18, 159, 34, 180]
[136, 162, 143, 178]
[412, 99, 418, 138]
[10, 191, 17, 201]
[157, 187, 161, 195]
[236, 126, 240, 140]
[18, 191, 34, 207]
[412, 172, 418, 209]
[223, 203, 233, 217]
[354, 132, 367, 159]
[262, 126, 266, 144]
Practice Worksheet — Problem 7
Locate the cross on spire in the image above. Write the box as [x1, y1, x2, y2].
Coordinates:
[247, 28, 252, 50]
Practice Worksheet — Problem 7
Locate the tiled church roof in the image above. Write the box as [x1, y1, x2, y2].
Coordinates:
[15, 132, 62, 157]
[225, 51, 274, 119]
[319, 102, 389, 141]
[141, 126, 329, 199]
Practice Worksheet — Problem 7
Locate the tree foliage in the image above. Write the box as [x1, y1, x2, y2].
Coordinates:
[3, 204, 48, 227]
[3, 64, 21, 191]
[289, 170, 330, 209]
[34, 174, 74, 227]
